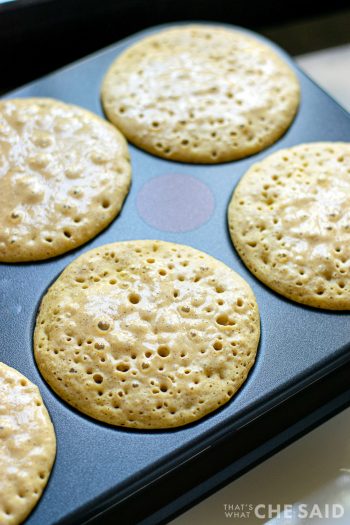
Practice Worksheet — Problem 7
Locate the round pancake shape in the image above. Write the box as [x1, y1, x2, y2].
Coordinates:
[228, 142, 350, 309]
[0, 98, 131, 262]
[0, 362, 56, 525]
[101, 24, 300, 164]
[34, 240, 260, 429]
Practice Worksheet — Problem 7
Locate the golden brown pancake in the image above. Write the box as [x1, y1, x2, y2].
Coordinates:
[0, 362, 56, 525]
[34, 240, 260, 428]
[228, 142, 350, 309]
[101, 25, 299, 163]
[0, 98, 131, 262]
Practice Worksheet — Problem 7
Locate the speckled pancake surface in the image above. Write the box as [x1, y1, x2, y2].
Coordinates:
[0, 98, 131, 262]
[101, 25, 300, 163]
[228, 142, 350, 309]
[34, 240, 260, 429]
[0, 362, 56, 525]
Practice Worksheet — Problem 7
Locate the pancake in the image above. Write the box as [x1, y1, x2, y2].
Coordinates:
[0, 362, 56, 525]
[228, 142, 350, 309]
[34, 240, 260, 428]
[0, 98, 131, 262]
[101, 24, 300, 163]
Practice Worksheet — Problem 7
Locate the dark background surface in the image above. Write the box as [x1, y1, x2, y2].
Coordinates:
[2, 0, 350, 93]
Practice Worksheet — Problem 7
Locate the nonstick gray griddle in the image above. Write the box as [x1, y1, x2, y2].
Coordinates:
[1, 22, 350, 525]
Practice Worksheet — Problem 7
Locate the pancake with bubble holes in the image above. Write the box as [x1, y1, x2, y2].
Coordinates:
[0, 362, 56, 525]
[0, 98, 131, 262]
[34, 240, 260, 429]
[101, 24, 300, 164]
[228, 142, 350, 309]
